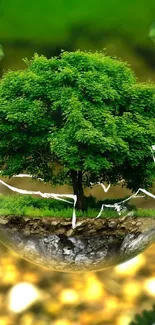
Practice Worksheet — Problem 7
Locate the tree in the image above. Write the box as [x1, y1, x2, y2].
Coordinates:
[0, 50, 155, 210]
[129, 305, 155, 325]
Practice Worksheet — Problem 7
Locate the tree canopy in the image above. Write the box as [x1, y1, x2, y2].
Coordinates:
[0, 51, 155, 209]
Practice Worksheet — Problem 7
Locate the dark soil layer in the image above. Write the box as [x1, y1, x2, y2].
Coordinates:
[0, 215, 155, 237]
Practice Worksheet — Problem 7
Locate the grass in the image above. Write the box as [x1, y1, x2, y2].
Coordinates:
[0, 207, 119, 218]
[135, 209, 155, 218]
[0, 194, 155, 218]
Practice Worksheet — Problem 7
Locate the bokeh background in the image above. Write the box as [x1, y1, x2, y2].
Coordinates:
[1, 1, 155, 324]
[1, 0, 155, 81]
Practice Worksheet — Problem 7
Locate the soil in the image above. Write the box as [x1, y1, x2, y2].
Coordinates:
[0, 215, 154, 237]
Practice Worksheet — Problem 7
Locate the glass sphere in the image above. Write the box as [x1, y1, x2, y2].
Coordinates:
[0, 176, 155, 272]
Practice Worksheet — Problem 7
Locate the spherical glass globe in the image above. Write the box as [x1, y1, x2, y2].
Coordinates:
[0, 176, 155, 272]
[0, 51, 155, 272]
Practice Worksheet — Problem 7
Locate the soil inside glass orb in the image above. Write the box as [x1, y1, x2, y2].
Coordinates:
[0, 215, 155, 272]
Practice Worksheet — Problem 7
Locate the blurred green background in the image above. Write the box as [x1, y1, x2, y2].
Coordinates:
[0, 0, 155, 81]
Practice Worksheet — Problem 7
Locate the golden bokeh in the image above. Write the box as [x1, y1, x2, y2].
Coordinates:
[0, 243, 155, 325]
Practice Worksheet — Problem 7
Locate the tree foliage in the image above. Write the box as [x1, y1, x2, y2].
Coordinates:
[129, 305, 155, 325]
[0, 51, 155, 209]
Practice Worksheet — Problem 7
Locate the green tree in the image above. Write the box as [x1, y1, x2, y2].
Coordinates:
[0, 51, 155, 210]
[129, 305, 155, 325]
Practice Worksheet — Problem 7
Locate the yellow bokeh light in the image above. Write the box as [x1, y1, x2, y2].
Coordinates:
[59, 288, 79, 304]
[19, 313, 34, 325]
[4, 270, 18, 284]
[53, 319, 72, 325]
[44, 301, 61, 315]
[22, 272, 40, 283]
[115, 255, 146, 276]
[116, 314, 132, 325]
[104, 296, 119, 310]
[1, 264, 19, 284]
[0, 316, 11, 325]
[84, 273, 104, 301]
[144, 277, 155, 296]
[123, 281, 142, 300]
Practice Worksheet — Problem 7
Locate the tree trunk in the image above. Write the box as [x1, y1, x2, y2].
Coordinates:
[70, 170, 86, 211]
